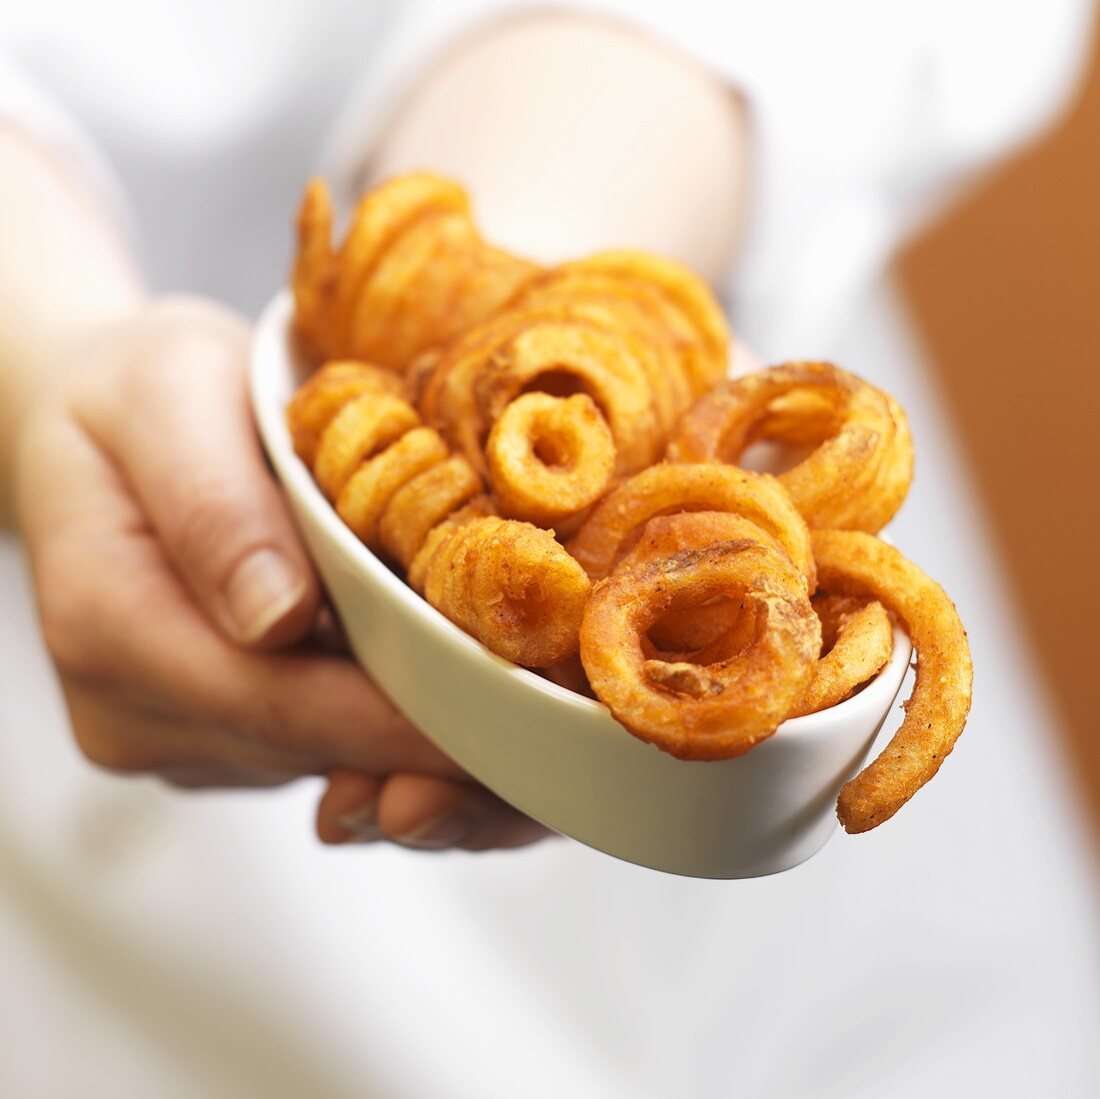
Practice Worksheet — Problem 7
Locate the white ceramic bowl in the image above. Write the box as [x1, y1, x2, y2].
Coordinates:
[251, 292, 911, 878]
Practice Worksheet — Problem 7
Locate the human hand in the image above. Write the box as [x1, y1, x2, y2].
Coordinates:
[15, 296, 547, 851]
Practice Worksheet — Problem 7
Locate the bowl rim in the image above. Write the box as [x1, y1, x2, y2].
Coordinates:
[251, 290, 912, 751]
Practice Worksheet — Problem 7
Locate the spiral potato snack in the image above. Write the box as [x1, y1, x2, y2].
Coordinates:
[616, 511, 788, 659]
[486, 392, 615, 527]
[668, 362, 914, 532]
[568, 463, 816, 588]
[811, 530, 973, 832]
[580, 540, 821, 761]
[416, 251, 730, 503]
[292, 174, 540, 370]
[287, 362, 588, 665]
[423, 515, 591, 668]
[789, 594, 894, 718]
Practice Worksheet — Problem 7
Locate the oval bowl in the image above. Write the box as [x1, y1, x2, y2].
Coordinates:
[251, 291, 910, 878]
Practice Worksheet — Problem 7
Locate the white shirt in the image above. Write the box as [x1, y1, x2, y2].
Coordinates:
[2, 3, 1099, 1096]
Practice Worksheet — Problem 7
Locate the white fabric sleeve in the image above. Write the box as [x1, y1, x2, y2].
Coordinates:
[0, 54, 131, 242]
[324, 0, 1094, 354]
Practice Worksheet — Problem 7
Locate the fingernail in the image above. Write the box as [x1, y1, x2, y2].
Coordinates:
[395, 812, 470, 850]
[224, 549, 305, 643]
[338, 801, 383, 844]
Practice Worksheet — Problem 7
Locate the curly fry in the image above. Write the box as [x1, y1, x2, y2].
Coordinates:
[789, 594, 893, 717]
[669, 362, 914, 533]
[811, 530, 972, 832]
[580, 541, 820, 760]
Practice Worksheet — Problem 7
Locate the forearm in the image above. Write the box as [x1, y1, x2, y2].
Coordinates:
[0, 127, 143, 526]
[364, 11, 748, 285]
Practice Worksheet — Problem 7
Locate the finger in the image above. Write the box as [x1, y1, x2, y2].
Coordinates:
[62, 681, 309, 788]
[25, 408, 462, 781]
[316, 770, 386, 844]
[375, 773, 552, 852]
[77, 298, 320, 648]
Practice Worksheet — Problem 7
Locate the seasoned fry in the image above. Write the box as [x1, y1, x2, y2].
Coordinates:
[406, 496, 497, 594]
[419, 306, 660, 478]
[668, 362, 914, 532]
[568, 463, 816, 587]
[486, 392, 615, 526]
[291, 174, 537, 370]
[312, 392, 419, 501]
[811, 530, 972, 832]
[290, 178, 337, 361]
[617, 511, 784, 656]
[789, 594, 893, 718]
[417, 247, 730, 481]
[549, 251, 729, 394]
[337, 427, 449, 546]
[580, 541, 820, 760]
[423, 516, 591, 667]
[378, 454, 482, 569]
[286, 360, 406, 466]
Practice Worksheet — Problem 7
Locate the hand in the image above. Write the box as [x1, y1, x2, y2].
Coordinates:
[15, 296, 547, 851]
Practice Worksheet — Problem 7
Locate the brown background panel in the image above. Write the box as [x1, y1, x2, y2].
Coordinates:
[896, 27, 1100, 835]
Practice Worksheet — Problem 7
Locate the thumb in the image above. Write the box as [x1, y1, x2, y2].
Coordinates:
[80, 297, 321, 648]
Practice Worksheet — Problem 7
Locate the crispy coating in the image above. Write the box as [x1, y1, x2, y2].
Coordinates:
[418, 246, 731, 479]
[517, 273, 692, 436]
[337, 427, 450, 547]
[668, 362, 914, 533]
[486, 392, 615, 526]
[312, 392, 419, 501]
[420, 306, 660, 478]
[789, 594, 893, 717]
[286, 360, 406, 466]
[580, 541, 820, 760]
[811, 530, 972, 832]
[423, 516, 591, 667]
[539, 251, 729, 396]
[568, 463, 816, 588]
[332, 173, 469, 357]
[290, 175, 537, 370]
[378, 454, 482, 569]
[618, 512, 784, 656]
[406, 496, 497, 594]
[290, 178, 337, 361]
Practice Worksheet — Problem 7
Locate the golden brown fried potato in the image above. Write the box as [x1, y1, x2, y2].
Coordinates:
[423, 516, 591, 667]
[285, 174, 970, 840]
[616, 511, 784, 656]
[486, 392, 615, 527]
[290, 178, 337, 361]
[290, 174, 538, 370]
[789, 593, 893, 718]
[568, 462, 816, 588]
[378, 454, 482, 569]
[420, 306, 660, 478]
[311, 393, 420, 502]
[580, 540, 820, 760]
[336, 426, 449, 547]
[406, 495, 498, 594]
[286, 360, 406, 466]
[669, 362, 914, 533]
[811, 530, 972, 832]
[556, 251, 729, 393]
